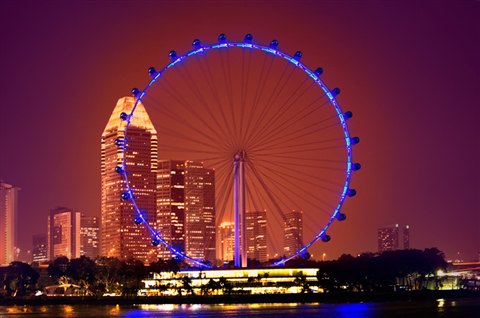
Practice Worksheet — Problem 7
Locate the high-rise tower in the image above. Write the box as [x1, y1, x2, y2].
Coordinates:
[47, 207, 81, 260]
[218, 222, 234, 262]
[80, 214, 99, 259]
[157, 160, 216, 261]
[0, 182, 19, 265]
[101, 97, 157, 263]
[245, 210, 268, 263]
[283, 210, 303, 256]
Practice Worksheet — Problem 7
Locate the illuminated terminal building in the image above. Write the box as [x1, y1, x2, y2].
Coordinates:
[157, 160, 216, 262]
[0, 182, 19, 265]
[101, 97, 157, 263]
[47, 207, 81, 260]
[283, 210, 303, 256]
[246, 210, 268, 262]
[141, 268, 320, 296]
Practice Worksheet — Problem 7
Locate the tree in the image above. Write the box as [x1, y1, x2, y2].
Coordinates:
[4, 262, 39, 297]
[48, 256, 70, 284]
[66, 256, 97, 295]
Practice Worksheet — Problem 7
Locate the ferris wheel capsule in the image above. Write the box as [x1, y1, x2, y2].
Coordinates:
[321, 234, 331, 242]
[152, 237, 161, 246]
[270, 39, 279, 48]
[148, 67, 158, 77]
[344, 111, 353, 119]
[131, 88, 140, 97]
[192, 39, 201, 48]
[218, 33, 227, 42]
[347, 188, 357, 197]
[351, 136, 360, 145]
[169, 50, 177, 60]
[336, 213, 347, 221]
[314, 67, 324, 76]
[244, 33, 253, 42]
[332, 88, 341, 96]
[294, 51, 303, 60]
[352, 163, 361, 171]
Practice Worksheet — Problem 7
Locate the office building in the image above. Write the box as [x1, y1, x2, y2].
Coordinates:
[283, 210, 303, 255]
[157, 160, 216, 261]
[218, 222, 234, 262]
[245, 210, 267, 262]
[378, 224, 411, 252]
[0, 182, 19, 265]
[101, 97, 157, 263]
[80, 214, 99, 259]
[48, 207, 81, 260]
[32, 233, 48, 263]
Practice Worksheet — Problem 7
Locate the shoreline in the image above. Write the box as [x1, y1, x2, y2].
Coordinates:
[1, 290, 479, 306]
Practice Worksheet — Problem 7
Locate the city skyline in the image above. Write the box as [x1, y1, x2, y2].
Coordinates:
[1, 1, 478, 261]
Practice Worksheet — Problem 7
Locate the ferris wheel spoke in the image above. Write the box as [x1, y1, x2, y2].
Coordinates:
[242, 61, 294, 147]
[215, 167, 234, 226]
[145, 95, 229, 151]
[244, 76, 313, 149]
[250, 161, 335, 216]
[242, 54, 275, 146]
[252, 159, 342, 198]
[252, 157, 345, 172]
[196, 53, 238, 149]
[249, 113, 340, 153]
[248, 95, 330, 151]
[217, 49, 240, 148]
[156, 77, 233, 151]
[178, 60, 237, 146]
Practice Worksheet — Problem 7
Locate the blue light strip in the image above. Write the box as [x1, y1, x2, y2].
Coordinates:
[122, 37, 355, 268]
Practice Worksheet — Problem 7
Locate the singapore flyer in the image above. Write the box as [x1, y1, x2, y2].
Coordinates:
[118, 33, 360, 268]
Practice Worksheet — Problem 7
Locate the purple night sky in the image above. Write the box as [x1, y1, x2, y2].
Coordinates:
[0, 0, 478, 261]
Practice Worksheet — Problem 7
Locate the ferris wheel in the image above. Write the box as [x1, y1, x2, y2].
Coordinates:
[117, 33, 360, 268]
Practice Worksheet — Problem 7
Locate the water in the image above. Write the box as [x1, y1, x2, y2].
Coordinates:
[0, 298, 479, 317]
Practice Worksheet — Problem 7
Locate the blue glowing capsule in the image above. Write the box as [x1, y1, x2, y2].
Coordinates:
[332, 87, 341, 96]
[152, 237, 161, 246]
[192, 39, 201, 48]
[347, 188, 357, 197]
[294, 51, 302, 60]
[115, 166, 124, 174]
[336, 213, 347, 221]
[121, 191, 131, 200]
[302, 252, 311, 260]
[114, 138, 124, 146]
[244, 33, 253, 42]
[169, 50, 177, 60]
[321, 234, 331, 242]
[218, 33, 227, 42]
[134, 217, 143, 225]
[352, 163, 361, 171]
[131, 88, 140, 97]
[344, 111, 353, 119]
[148, 67, 157, 77]
[351, 136, 360, 145]
[314, 67, 323, 76]
[270, 39, 279, 48]
[120, 112, 128, 121]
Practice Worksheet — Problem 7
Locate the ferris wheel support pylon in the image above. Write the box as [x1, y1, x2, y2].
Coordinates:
[233, 150, 247, 268]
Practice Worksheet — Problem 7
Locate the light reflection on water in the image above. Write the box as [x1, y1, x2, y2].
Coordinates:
[0, 298, 479, 317]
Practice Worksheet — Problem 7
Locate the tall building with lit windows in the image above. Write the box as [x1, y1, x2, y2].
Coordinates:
[32, 234, 48, 263]
[101, 97, 157, 263]
[246, 210, 268, 262]
[157, 160, 216, 261]
[283, 210, 303, 256]
[47, 207, 81, 260]
[0, 182, 20, 265]
[218, 222, 234, 262]
[80, 214, 99, 259]
[377, 224, 410, 252]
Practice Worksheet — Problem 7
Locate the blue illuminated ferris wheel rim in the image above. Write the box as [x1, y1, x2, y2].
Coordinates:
[119, 35, 359, 268]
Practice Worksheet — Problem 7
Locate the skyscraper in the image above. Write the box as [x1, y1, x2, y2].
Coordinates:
[80, 214, 99, 259]
[378, 224, 411, 252]
[218, 222, 234, 262]
[157, 160, 216, 261]
[48, 207, 81, 260]
[283, 210, 303, 256]
[0, 182, 19, 265]
[101, 97, 158, 263]
[378, 224, 400, 252]
[32, 233, 48, 263]
[245, 210, 267, 263]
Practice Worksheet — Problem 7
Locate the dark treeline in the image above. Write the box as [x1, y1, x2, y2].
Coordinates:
[0, 248, 470, 298]
[287, 248, 449, 292]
